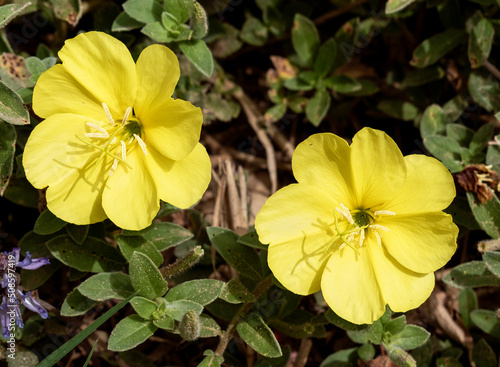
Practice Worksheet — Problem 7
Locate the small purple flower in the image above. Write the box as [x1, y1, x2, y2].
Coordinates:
[17, 290, 48, 319]
[12, 248, 50, 270]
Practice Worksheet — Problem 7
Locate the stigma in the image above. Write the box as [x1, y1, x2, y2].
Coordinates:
[334, 203, 395, 250]
[79, 103, 148, 177]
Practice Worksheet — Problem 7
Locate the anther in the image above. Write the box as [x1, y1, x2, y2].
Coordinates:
[111, 137, 117, 144]
[371, 227, 382, 247]
[374, 210, 396, 216]
[122, 107, 132, 126]
[371, 224, 390, 232]
[358, 229, 365, 247]
[84, 122, 109, 138]
[134, 134, 148, 156]
[120, 140, 126, 161]
[109, 159, 118, 177]
[102, 103, 115, 126]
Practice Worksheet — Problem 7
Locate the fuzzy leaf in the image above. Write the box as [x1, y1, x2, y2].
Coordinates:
[0, 80, 29, 125]
[129, 252, 168, 299]
[410, 29, 466, 68]
[61, 289, 98, 317]
[291, 13, 320, 67]
[165, 279, 223, 306]
[108, 315, 157, 352]
[237, 313, 282, 357]
[77, 272, 135, 301]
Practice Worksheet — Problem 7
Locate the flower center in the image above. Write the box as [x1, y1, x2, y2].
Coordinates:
[76, 103, 148, 177]
[332, 203, 395, 253]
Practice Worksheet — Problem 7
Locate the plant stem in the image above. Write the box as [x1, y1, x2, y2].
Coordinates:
[214, 275, 274, 357]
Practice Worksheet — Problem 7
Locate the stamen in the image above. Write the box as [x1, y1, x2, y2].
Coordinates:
[134, 134, 148, 156]
[122, 107, 132, 126]
[358, 229, 365, 247]
[129, 137, 134, 144]
[335, 203, 354, 224]
[371, 224, 390, 232]
[120, 140, 126, 161]
[371, 227, 382, 248]
[374, 210, 396, 216]
[84, 132, 109, 138]
[339, 242, 347, 250]
[111, 137, 117, 144]
[109, 159, 118, 177]
[102, 103, 115, 126]
[85, 122, 109, 137]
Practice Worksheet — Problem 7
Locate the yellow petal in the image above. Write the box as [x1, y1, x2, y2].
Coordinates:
[57, 31, 136, 117]
[135, 44, 180, 116]
[384, 154, 456, 214]
[102, 147, 159, 230]
[369, 241, 435, 313]
[256, 184, 341, 294]
[145, 143, 211, 208]
[33, 65, 107, 120]
[142, 99, 203, 161]
[321, 244, 386, 325]
[380, 213, 458, 274]
[350, 128, 406, 209]
[45, 164, 108, 225]
[23, 113, 101, 189]
[255, 183, 338, 245]
[292, 133, 354, 206]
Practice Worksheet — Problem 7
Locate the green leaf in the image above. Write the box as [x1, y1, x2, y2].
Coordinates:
[153, 313, 175, 330]
[165, 279, 223, 305]
[198, 350, 224, 367]
[388, 325, 430, 350]
[384, 315, 407, 336]
[357, 343, 376, 361]
[21, 260, 61, 290]
[25, 56, 46, 83]
[366, 318, 384, 344]
[141, 222, 194, 251]
[49, 0, 81, 26]
[199, 313, 222, 338]
[283, 77, 314, 91]
[129, 251, 169, 299]
[47, 235, 126, 272]
[401, 67, 445, 88]
[468, 72, 500, 112]
[472, 339, 497, 367]
[77, 272, 135, 301]
[444, 260, 500, 288]
[423, 135, 463, 172]
[420, 104, 448, 138]
[0, 121, 15, 196]
[34, 209, 67, 235]
[446, 124, 474, 147]
[483, 251, 500, 277]
[314, 39, 337, 78]
[270, 310, 327, 339]
[410, 29, 466, 68]
[321, 347, 358, 367]
[178, 39, 213, 77]
[219, 278, 256, 304]
[467, 190, 500, 239]
[468, 17, 494, 69]
[237, 230, 268, 250]
[164, 0, 193, 23]
[165, 299, 203, 321]
[471, 309, 500, 338]
[291, 13, 320, 67]
[236, 313, 282, 358]
[116, 235, 163, 267]
[38, 292, 138, 367]
[486, 135, 500, 173]
[385, 0, 417, 15]
[240, 16, 268, 46]
[470, 122, 494, 154]
[207, 227, 262, 280]
[61, 288, 98, 317]
[264, 103, 286, 124]
[324, 309, 367, 331]
[66, 224, 89, 245]
[0, 3, 31, 29]
[191, 2, 208, 39]
[112, 11, 144, 32]
[377, 100, 419, 121]
[108, 315, 157, 352]
[306, 89, 331, 127]
[325, 75, 362, 94]
[130, 296, 158, 319]
[141, 22, 177, 43]
[0, 80, 29, 125]
[123, 0, 162, 23]
[388, 347, 417, 367]
[458, 287, 478, 329]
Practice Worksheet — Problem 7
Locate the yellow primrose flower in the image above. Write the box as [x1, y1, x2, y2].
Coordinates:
[255, 128, 458, 324]
[23, 32, 211, 231]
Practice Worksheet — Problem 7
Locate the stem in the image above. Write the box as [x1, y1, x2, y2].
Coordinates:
[214, 275, 274, 356]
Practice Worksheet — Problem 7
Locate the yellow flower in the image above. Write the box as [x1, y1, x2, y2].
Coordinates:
[23, 32, 211, 231]
[255, 128, 458, 324]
